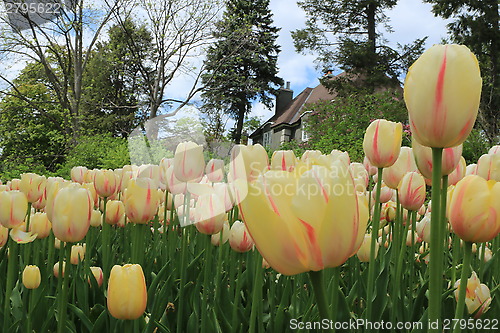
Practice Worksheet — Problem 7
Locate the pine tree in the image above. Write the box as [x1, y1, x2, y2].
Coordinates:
[202, 0, 283, 144]
[425, 0, 500, 143]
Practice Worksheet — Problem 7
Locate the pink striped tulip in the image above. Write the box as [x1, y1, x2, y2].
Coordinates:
[476, 154, 500, 181]
[0, 191, 28, 229]
[20, 173, 46, 203]
[363, 119, 402, 168]
[194, 194, 226, 235]
[173, 141, 205, 183]
[94, 169, 118, 198]
[124, 178, 160, 224]
[270, 150, 297, 171]
[448, 156, 466, 186]
[205, 159, 225, 182]
[71, 166, 88, 184]
[230, 144, 269, 182]
[453, 271, 491, 318]
[382, 147, 417, 189]
[229, 221, 254, 253]
[238, 162, 368, 275]
[29, 212, 52, 239]
[404, 44, 482, 148]
[105, 200, 125, 225]
[448, 175, 500, 242]
[397, 172, 426, 211]
[412, 139, 463, 178]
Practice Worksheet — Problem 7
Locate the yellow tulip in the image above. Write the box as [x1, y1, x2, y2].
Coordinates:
[448, 175, 500, 242]
[453, 271, 491, 318]
[363, 119, 402, 168]
[89, 266, 103, 287]
[70, 244, 86, 265]
[194, 194, 226, 234]
[397, 172, 426, 211]
[0, 225, 8, 247]
[51, 184, 92, 243]
[448, 156, 466, 186]
[107, 264, 147, 320]
[70, 166, 88, 184]
[124, 178, 160, 224]
[0, 190, 28, 228]
[9, 178, 21, 190]
[29, 212, 52, 239]
[238, 161, 368, 275]
[22, 265, 41, 289]
[270, 150, 297, 171]
[382, 147, 417, 189]
[173, 141, 205, 183]
[19, 173, 46, 203]
[230, 144, 269, 182]
[94, 169, 118, 198]
[105, 200, 125, 225]
[476, 153, 500, 181]
[356, 234, 379, 262]
[412, 139, 463, 178]
[404, 44, 482, 148]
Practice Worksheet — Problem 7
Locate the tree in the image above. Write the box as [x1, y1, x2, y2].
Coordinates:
[424, 0, 500, 144]
[201, 0, 283, 144]
[292, 0, 426, 92]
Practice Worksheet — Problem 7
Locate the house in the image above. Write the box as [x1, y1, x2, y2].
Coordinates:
[249, 71, 401, 149]
[249, 78, 336, 150]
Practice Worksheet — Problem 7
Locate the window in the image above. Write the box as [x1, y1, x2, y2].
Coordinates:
[263, 131, 271, 147]
[301, 128, 309, 142]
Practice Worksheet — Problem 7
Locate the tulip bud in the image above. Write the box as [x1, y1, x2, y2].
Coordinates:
[107, 264, 147, 320]
[382, 147, 417, 189]
[229, 221, 254, 253]
[23, 265, 41, 289]
[105, 200, 125, 225]
[0, 191, 28, 228]
[453, 271, 491, 318]
[211, 220, 230, 246]
[404, 44, 481, 148]
[448, 175, 500, 242]
[53, 261, 66, 278]
[270, 150, 297, 171]
[70, 166, 88, 184]
[29, 212, 51, 239]
[94, 169, 118, 198]
[356, 234, 379, 262]
[229, 144, 269, 182]
[10, 179, 21, 190]
[89, 266, 104, 287]
[173, 142, 205, 183]
[0, 225, 8, 247]
[363, 119, 402, 168]
[124, 178, 160, 224]
[372, 182, 393, 204]
[412, 139, 463, 179]
[19, 173, 46, 203]
[70, 244, 86, 265]
[205, 159, 225, 182]
[448, 156, 466, 186]
[51, 184, 92, 243]
[398, 172, 426, 211]
[476, 154, 500, 181]
[90, 210, 102, 227]
[416, 214, 431, 243]
[194, 194, 226, 234]
[363, 156, 377, 176]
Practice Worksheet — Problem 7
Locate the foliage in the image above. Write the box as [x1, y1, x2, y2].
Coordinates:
[303, 90, 407, 162]
[462, 129, 490, 165]
[424, 0, 500, 144]
[202, 0, 283, 143]
[57, 134, 130, 179]
[292, 0, 426, 92]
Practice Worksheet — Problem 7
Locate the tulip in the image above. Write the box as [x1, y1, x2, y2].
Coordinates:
[213, 183, 234, 212]
[107, 264, 147, 320]
[0, 191, 28, 229]
[9, 179, 21, 190]
[476, 153, 500, 181]
[404, 44, 481, 148]
[211, 221, 230, 246]
[173, 142, 205, 183]
[70, 244, 86, 265]
[105, 200, 125, 225]
[416, 214, 431, 243]
[53, 262, 66, 278]
[22, 265, 41, 289]
[238, 161, 368, 275]
[398, 172, 426, 211]
[205, 159, 225, 182]
[330, 150, 350, 165]
[466, 163, 477, 176]
[356, 234, 379, 262]
[349, 163, 369, 192]
[230, 144, 269, 182]
[29, 212, 51, 239]
[90, 210, 102, 227]
[229, 221, 254, 253]
[71, 166, 88, 184]
[19, 173, 46, 203]
[363, 119, 402, 168]
[371, 182, 393, 204]
[363, 156, 377, 176]
[453, 271, 491, 318]
[488, 145, 500, 155]
[89, 267, 103, 287]
[412, 139, 463, 179]
[382, 147, 417, 189]
[448, 156, 466, 186]
[93, 169, 118, 198]
[124, 178, 160, 224]
[0, 225, 8, 247]
[51, 184, 92, 243]
[270, 150, 297, 171]
[448, 175, 500, 242]
[165, 165, 187, 195]
[300, 150, 322, 163]
[194, 194, 226, 234]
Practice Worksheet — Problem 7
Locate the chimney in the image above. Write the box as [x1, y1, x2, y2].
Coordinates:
[275, 81, 293, 117]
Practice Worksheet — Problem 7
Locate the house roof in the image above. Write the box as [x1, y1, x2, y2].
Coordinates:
[250, 81, 336, 138]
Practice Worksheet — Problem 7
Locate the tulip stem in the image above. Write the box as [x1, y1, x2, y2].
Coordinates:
[3, 239, 18, 333]
[23, 203, 33, 268]
[366, 167, 383, 320]
[249, 251, 263, 333]
[429, 147, 443, 331]
[57, 243, 72, 333]
[176, 226, 189, 333]
[453, 241, 472, 333]
[201, 235, 212, 333]
[102, 197, 110, 288]
[308, 270, 333, 333]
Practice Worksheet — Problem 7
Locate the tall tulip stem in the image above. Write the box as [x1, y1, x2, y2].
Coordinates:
[429, 147, 443, 331]
[366, 167, 383, 320]
[308, 270, 333, 333]
[453, 241, 472, 333]
[201, 235, 213, 333]
[101, 197, 110, 288]
[3, 239, 18, 333]
[249, 251, 263, 333]
[57, 243, 72, 333]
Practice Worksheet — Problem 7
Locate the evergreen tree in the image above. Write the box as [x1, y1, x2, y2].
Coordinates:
[202, 0, 283, 144]
[424, 0, 500, 143]
[292, 0, 426, 93]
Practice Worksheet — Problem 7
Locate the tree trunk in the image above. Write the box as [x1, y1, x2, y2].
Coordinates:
[234, 102, 246, 144]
